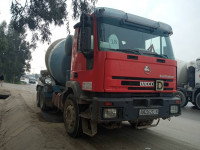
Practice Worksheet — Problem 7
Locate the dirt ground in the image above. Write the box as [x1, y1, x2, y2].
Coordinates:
[0, 83, 200, 150]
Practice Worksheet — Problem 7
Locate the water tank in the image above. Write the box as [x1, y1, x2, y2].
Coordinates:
[177, 60, 188, 87]
[45, 35, 73, 86]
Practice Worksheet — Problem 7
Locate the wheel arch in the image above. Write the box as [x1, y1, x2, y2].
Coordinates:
[62, 81, 83, 105]
[177, 87, 187, 94]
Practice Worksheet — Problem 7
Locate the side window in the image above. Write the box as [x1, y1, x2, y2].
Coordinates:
[162, 37, 168, 56]
[91, 35, 94, 49]
[87, 33, 94, 70]
[162, 37, 167, 53]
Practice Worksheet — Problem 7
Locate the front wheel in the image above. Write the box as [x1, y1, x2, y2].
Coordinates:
[63, 94, 82, 138]
[195, 93, 200, 109]
[175, 90, 188, 107]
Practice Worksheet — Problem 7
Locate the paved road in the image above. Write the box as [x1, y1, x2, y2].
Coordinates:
[0, 83, 200, 150]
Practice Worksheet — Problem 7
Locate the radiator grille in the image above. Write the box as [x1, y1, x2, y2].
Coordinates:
[112, 76, 173, 91]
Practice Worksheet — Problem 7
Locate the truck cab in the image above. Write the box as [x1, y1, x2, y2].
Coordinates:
[37, 7, 181, 137]
[72, 8, 176, 93]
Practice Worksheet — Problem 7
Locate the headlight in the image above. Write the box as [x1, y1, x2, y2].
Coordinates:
[170, 105, 179, 114]
[103, 108, 117, 119]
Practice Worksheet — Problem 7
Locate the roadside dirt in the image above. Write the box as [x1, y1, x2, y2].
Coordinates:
[0, 83, 199, 150]
[0, 85, 98, 150]
[0, 90, 44, 150]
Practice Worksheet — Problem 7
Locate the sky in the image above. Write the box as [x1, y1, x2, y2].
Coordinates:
[0, 0, 200, 74]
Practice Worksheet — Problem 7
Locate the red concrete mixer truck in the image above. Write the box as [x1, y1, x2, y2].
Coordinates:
[36, 7, 181, 137]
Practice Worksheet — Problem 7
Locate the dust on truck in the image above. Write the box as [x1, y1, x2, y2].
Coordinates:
[36, 7, 181, 137]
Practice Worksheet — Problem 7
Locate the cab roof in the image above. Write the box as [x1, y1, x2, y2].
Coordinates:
[94, 7, 173, 35]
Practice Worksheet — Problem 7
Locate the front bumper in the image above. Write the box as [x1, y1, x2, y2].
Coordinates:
[91, 96, 181, 122]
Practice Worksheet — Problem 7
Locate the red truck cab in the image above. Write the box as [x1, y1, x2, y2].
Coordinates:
[71, 8, 176, 93]
[37, 7, 181, 138]
[64, 7, 180, 137]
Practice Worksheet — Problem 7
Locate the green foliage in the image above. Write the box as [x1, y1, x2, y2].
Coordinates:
[0, 22, 8, 53]
[0, 21, 32, 83]
[10, 0, 97, 44]
[0, 21, 8, 75]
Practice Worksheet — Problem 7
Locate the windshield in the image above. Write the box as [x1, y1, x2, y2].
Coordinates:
[98, 23, 175, 59]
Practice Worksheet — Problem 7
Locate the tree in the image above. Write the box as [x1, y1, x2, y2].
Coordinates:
[0, 21, 8, 74]
[10, 0, 97, 44]
[0, 21, 32, 83]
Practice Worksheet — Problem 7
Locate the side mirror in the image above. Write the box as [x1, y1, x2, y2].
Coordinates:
[80, 27, 93, 58]
[80, 27, 91, 51]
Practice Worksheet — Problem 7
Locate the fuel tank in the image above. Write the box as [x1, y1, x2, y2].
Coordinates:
[45, 35, 73, 85]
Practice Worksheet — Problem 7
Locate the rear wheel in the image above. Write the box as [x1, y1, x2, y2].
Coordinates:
[195, 93, 200, 109]
[175, 90, 188, 107]
[36, 86, 42, 107]
[40, 88, 48, 111]
[63, 94, 82, 138]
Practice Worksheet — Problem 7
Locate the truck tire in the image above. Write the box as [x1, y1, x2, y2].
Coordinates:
[63, 94, 82, 138]
[175, 90, 188, 107]
[40, 88, 48, 111]
[36, 86, 42, 107]
[195, 93, 200, 109]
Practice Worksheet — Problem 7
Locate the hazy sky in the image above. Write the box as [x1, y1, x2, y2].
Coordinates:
[0, 0, 200, 73]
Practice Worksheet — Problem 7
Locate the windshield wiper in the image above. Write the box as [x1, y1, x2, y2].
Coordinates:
[108, 48, 168, 58]
[108, 49, 142, 55]
[142, 51, 168, 58]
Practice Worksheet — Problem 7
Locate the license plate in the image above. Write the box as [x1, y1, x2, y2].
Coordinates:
[139, 109, 159, 116]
